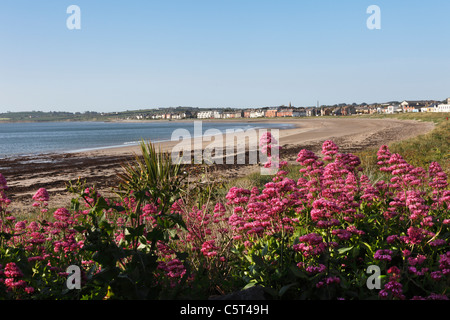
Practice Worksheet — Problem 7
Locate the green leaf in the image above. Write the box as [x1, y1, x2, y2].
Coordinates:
[261, 244, 269, 256]
[362, 242, 373, 254]
[243, 282, 256, 290]
[338, 246, 354, 255]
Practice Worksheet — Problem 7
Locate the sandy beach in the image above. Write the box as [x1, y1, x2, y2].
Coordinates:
[1, 118, 435, 213]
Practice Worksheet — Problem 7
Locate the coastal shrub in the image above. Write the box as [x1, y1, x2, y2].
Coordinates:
[0, 136, 448, 300]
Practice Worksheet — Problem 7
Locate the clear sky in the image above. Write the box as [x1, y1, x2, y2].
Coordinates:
[1, 0, 449, 113]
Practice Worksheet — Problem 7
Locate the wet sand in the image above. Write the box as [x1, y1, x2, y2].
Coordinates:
[0, 118, 435, 213]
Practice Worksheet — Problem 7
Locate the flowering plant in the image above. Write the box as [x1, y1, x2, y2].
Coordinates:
[0, 138, 448, 300]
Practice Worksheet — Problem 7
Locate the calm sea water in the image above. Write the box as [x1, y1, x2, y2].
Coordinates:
[0, 121, 293, 158]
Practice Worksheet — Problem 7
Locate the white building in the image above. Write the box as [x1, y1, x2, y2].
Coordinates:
[387, 105, 401, 114]
[213, 111, 223, 119]
[435, 104, 450, 113]
[197, 111, 214, 119]
[249, 110, 265, 118]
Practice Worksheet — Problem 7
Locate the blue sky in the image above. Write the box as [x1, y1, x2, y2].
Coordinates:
[0, 0, 449, 112]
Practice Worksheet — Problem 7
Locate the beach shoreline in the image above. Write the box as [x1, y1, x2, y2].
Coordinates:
[1, 118, 435, 214]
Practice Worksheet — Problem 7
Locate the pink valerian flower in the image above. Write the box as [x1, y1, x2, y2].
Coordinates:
[429, 239, 447, 247]
[407, 254, 427, 266]
[3, 262, 23, 278]
[425, 293, 449, 300]
[53, 207, 71, 222]
[402, 227, 434, 245]
[428, 162, 449, 210]
[4, 278, 27, 290]
[438, 252, 450, 275]
[335, 153, 361, 172]
[225, 187, 251, 205]
[374, 249, 394, 262]
[32, 188, 49, 213]
[321, 140, 339, 162]
[32, 188, 49, 202]
[331, 229, 352, 241]
[142, 203, 159, 225]
[379, 280, 405, 300]
[310, 198, 342, 227]
[387, 153, 414, 176]
[259, 131, 276, 156]
[297, 262, 327, 274]
[430, 271, 443, 281]
[408, 266, 429, 276]
[228, 178, 301, 237]
[379, 266, 405, 300]
[296, 149, 320, 166]
[0, 173, 9, 190]
[428, 161, 448, 190]
[143, 203, 158, 216]
[0, 174, 11, 216]
[377, 145, 392, 171]
[387, 266, 401, 277]
[316, 276, 340, 288]
[405, 190, 430, 222]
[14, 220, 27, 232]
[24, 286, 35, 294]
[200, 240, 220, 257]
[386, 235, 399, 244]
[293, 233, 326, 258]
[157, 258, 186, 279]
[260, 131, 285, 171]
[259, 131, 278, 147]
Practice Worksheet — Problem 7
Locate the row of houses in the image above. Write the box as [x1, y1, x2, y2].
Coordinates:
[197, 107, 308, 119]
[128, 98, 450, 120]
[383, 99, 450, 114]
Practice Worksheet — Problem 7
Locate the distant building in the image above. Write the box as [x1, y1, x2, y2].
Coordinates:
[321, 107, 332, 116]
[332, 107, 342, 116]
[197, 111, 214, 119]
[265, 109, 278, 117]
[435, 104, 450, 113]
[342, 105, 356, 115]
[222, 112, 234, 119]
[387, 105, 401, 114]
[400, 100, 436, 113]
[277, 109, 294, 117]
[305, 107, 319, 117]
[293, 108, 306, 117]
[213, 111, 223, 119]
[250, 110, 265, 118]
[182, 111, 193, 118]
[234, 111, 244, 118]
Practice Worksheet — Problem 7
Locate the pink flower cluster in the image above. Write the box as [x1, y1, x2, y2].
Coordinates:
[224, 140, 449, 299]
[293, 233, 326, 258]
[32, 188, 49, 213]
[227, 178, 300, 238]
[259, 131, 287, 170]
[0, 262, 34, 294]
[0, 173, 12, 229]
